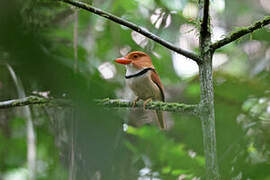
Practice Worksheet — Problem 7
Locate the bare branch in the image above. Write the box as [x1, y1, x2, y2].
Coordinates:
[59, 0, 202, 63]
[71, 11, 78, 178]
[211, 16, 270, 50]
[73, 9, 78, 73]
[199, 0, 210, 38]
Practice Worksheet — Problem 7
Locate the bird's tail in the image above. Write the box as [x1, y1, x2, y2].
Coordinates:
[155, 110, 166, 130]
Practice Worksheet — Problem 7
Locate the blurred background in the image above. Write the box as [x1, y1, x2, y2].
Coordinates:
[0, 0, 269, 179]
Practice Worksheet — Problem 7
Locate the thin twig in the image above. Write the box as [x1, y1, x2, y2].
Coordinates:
[69, 9, 78, 180]
[73, 9, 78, 73]
[59, 0, 202, 63]
[211, 16, 270, 50]
[6, 65, 36, 180]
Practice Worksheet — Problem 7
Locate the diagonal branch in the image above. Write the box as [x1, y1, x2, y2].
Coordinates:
[211, 16, 270, 50]
[59, 0, 202, 63]
[0, 96, 199, 114]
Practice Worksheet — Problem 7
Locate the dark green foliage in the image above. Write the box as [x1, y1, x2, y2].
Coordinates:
[0, 0, 269, 179]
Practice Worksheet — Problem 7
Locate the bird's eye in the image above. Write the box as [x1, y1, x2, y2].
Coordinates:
[133, 55, 138, 59]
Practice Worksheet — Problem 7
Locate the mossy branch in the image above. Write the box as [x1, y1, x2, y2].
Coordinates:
[96, 98, 199, 114]
[211, 16, 270, 50]
[0, 96, 70, 109]
[0, 96, 50, 108]
[0, 96, 199, 115]
[58, 0, 202, 63]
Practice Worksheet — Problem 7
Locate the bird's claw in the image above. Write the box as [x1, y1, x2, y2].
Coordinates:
[132, 97, 139, 108]
[143, 98, 152, 110]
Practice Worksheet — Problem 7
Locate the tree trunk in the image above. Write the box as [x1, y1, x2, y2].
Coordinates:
[199, 52, 220, 179]
[198, 0, 220, 177]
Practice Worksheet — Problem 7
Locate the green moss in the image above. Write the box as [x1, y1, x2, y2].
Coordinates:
[97, 98, 198, 113]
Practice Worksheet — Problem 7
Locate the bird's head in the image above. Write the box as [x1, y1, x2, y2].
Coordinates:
[114, 51, 154, 69]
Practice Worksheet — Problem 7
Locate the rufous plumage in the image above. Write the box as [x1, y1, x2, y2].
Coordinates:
[115, 51, 166, 129]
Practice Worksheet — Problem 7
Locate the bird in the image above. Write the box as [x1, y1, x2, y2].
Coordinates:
[114, 51, 166, 129]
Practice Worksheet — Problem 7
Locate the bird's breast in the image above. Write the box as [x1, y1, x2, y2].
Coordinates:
[126, 72, 161, 101]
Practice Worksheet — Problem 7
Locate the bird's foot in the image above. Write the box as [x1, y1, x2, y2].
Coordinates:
[132, 97, 139, 108]
[143, 98, 152, 110]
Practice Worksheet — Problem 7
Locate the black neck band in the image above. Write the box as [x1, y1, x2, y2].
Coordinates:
[125, 68, 154, 79]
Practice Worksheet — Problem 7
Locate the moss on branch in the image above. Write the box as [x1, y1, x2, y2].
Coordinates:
[0, 96, 71, 109]
[0, 96, 50, 109]
[97, 98, 198, 114]
[211, 16, 270, 50]
[0, 96, 199, 115]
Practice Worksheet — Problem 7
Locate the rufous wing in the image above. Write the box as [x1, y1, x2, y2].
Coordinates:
[150, 70, 165, 101]
[150, 70, 166, 130]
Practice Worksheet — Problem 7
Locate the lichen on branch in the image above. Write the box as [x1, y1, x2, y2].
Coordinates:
[0, 96, 50, 109]
[0, 96, 199, 115]
[97, 98, 199, 114]
[211, 16, 270, 50]
[0, 96, 71, 109]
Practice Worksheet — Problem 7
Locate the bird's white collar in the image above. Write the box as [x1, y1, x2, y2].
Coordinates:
[125, 64, 142, 76]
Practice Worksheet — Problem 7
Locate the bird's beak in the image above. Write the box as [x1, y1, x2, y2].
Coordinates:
[114, 57, 132, 65]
